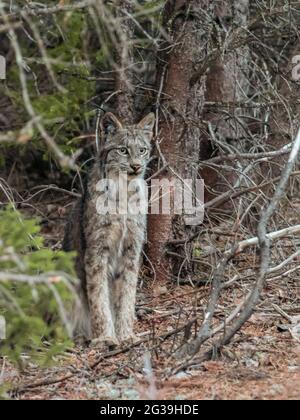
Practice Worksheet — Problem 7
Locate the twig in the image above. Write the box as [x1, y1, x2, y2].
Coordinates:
[272, 304, 293, 323]
[0, 6, 78, 170]
[175, 128, 300, 370]
[232, 225, 300, 255]
[10, 372, 76, 396]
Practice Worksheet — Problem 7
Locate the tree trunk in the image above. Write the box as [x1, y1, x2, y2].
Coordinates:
[115, 0, 135, 123]
[200, 0, 250, 206]
[147, 0, 211, 284]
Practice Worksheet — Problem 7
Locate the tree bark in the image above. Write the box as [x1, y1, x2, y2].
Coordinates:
[115, 0, 135, 124]
[200, 0, 250, 205]
[147, 0, 210, 284]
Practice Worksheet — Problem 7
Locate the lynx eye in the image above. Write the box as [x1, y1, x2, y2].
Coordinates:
[139, 148, 147, 155]
[118, 147, 128, 156]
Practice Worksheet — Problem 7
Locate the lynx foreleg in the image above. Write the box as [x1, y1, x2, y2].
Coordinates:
[114, 245, 141, 343]
[86, 257, 118, 347]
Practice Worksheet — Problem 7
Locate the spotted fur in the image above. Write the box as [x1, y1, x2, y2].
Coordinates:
[63, 113, 155, 347]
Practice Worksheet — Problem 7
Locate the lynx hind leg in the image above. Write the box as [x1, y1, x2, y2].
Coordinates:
[86, 260, 119, 348]
[114, 247, 140, 343]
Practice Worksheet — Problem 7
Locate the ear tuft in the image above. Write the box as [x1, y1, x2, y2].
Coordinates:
[100, 112, 123, 136]
[137, 113, 155, 133]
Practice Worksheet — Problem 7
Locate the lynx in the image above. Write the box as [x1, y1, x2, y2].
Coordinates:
[63, 112, 155, 348]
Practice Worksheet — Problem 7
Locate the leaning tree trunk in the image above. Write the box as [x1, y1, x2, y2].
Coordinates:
[147, 0, 213, 284]
[200, 0, 250, 206]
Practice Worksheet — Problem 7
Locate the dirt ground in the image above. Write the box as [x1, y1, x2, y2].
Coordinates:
[1, 194, 300, 400]
[3, 283, 299, 400]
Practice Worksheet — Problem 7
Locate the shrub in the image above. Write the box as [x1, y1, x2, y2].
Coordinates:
[0, 205, 76, 367]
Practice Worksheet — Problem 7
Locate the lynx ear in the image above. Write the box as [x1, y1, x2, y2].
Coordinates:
[137, 113, 155, 133]
[100, 112, 123, 136]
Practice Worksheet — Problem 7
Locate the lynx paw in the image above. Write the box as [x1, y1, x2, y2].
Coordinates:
[74, 335, 90, 348]
[91, 336, 119, 351]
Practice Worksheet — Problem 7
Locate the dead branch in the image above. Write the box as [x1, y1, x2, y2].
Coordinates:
[176, 128, 300, 367]
[177, 244, 239, 357]
[231, 225, 300, 255]
[205, 171, 300, 211]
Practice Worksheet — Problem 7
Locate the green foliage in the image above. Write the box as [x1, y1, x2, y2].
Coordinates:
[30, 11, 96, 147]
[141, 0, 164, 11]
[193, 247, 202, 258]
[3, 8, 97, 164]
[0, 0, 166, 169]
[0, 206, 76, 367]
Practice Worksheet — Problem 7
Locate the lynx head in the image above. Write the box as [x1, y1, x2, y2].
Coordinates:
[100, 112, 155, 178]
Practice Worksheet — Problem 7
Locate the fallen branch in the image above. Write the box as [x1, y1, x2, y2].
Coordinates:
[10, 372, 76, 396]
[196, 225, 300, 259]
[12, 316, 200, 394]
[232, 225, 300, 255]
[268, 250, 300, 274]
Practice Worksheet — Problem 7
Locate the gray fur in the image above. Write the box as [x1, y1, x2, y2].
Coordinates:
[63, 113, 155, 347]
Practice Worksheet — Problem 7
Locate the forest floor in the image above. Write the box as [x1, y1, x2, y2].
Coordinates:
[3, 283, 300, 400]
[1, 191, 300, 400]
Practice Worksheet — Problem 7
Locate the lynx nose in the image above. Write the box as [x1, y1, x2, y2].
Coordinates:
[131, 164, 142, 174]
